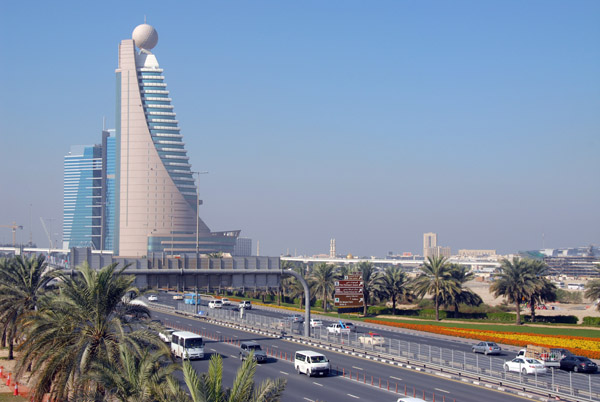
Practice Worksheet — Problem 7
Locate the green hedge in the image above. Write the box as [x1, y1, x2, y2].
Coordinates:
[582, 316, 600, 326]
[418, 309, 447, 319]
[523, 315, 579, 324]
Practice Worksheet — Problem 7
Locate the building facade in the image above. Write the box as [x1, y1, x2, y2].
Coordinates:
[233, 237, 252, 257]
[114, 24, 238, 257]
[63, 144, 103, 249]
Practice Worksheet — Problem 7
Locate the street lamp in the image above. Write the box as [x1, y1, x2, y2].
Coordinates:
[192, 171, 208, 261]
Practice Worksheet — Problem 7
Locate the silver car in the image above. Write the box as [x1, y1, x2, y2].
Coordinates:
[472, 341, 502, 355]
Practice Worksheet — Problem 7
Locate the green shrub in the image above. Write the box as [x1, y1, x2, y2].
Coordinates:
[314, 299, 323, 308]
[582, 316, 600, 326]
[367, 305, 390, 315]
[556, 289, 583, 304]
[486, 312, 517, 322]
[523, 315, 578, 324]
[417, 299, 434, 308]
[418, 309, 447, 319]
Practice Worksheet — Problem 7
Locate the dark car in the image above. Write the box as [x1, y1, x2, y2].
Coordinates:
[239, 341, 267, 363]
[472, 341, 502, 355]
[559, 355, 598, 373]
[551, 348, 574, 360]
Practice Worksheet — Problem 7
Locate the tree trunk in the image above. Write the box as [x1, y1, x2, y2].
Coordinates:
[530, 297, 536, 322]
[392, 296, 396, 315]
[363, 290, 368, 316]
[8, 339, 13, 360]
[515, 300, 522, 325]
[278, 285, 282, 306]
[1, 329, 5, 348]
[454, 302, 459, 318]
[323, 289, 327, 313]
[435, 298, 440, 321]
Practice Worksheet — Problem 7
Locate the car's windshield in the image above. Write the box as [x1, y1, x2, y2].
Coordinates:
[248, 344, 262, 351]
[185, 338, 204, 348]
[310, 355, 327, 363]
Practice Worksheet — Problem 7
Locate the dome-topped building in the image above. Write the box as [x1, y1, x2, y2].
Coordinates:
[114, 24, 239, 257]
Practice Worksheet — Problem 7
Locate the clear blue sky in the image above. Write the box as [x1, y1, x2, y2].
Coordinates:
[1, 1, 598, 256]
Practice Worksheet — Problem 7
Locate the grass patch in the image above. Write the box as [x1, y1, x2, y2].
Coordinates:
[0, 395, 28, 401]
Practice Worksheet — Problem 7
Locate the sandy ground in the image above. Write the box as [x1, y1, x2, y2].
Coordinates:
[466, 280, 600, 322]
[0, 349, 32, 394]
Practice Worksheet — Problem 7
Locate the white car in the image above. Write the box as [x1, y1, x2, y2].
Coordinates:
[310, 319, 323, 328]
[172, 294, 183, 300]
[159, 328, 175, 343]
[147, 295, 158, 302]
[208, 300, 223, 309]
[220, 298, 231, 306]
[504, 358, 547, 375]
[327, 323, 350, 334]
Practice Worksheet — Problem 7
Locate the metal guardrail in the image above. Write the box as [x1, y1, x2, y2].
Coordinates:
[171, 303, 599, 402]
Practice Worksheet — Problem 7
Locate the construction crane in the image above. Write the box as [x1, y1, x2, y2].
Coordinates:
[0, 222, 23, 247]
[40, 217, 54, 250]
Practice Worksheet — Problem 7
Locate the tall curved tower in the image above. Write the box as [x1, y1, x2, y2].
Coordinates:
[115, 24, 238, 257]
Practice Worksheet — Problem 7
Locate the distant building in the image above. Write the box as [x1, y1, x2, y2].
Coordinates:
[458, 249, 496, 257]
[423, 232, 451, 259]
[101, 129, 116, 251]
[63, 144, 103, 249]
[233, 237, 252, 257]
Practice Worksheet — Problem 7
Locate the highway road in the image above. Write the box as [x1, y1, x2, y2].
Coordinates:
[147, 292, 600, 396]
[150, 307, 533, 402]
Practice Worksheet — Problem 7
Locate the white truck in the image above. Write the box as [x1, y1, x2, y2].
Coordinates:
[516, 345, 561, 368]
[327, 323, 351, 335]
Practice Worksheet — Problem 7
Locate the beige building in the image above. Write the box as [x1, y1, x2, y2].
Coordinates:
[423, 232, 451, 259]
[115, 24, 237, 257]
[458, 249, 497, 257]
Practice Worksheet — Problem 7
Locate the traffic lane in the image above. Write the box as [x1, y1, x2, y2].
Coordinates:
[155, 308, 593, 390]
[170, 330, 406, 402]
[153, 310, 530, 402]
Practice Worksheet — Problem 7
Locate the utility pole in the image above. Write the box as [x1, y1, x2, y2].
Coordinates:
[192, 171, 208, 261]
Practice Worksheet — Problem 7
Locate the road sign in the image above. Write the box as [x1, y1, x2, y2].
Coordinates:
[335, 280, 363, 287]
[334, 295, 363, 307]
[345, 274, 362, 280]
[334, 288, 364, 294]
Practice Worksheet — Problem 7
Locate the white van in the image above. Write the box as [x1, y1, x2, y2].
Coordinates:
[171, 331, 204, 359]
[294, 350, 330, 377]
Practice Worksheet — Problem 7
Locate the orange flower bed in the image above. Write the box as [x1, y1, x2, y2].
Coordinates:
[364, 319, 600, 359]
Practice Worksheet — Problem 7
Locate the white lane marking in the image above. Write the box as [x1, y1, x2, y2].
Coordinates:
[210, 349, 217, 352]
[272, 345, 279, 348]
[201, 327, 206, 329]
[230, 355, 238, 359]
[352, 366, 363, 371]
[279, 371, 289, 375]
[216, 331, 222, 333]
[347, 394, 359, 399]
[303, 398, 314, 402]
[233, 335, 238, 337]
[435, 388, 450, 394]
[188, 323, 193, 326]
[390, 376, 402, 381]
[312, 382, 323, 387]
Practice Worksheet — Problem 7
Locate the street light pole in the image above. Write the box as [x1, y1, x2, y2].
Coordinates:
[192, 171, 208, 262]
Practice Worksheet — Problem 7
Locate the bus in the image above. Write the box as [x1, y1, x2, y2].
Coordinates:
[184, 293, 201, 305]
[171, 331, 204, 359]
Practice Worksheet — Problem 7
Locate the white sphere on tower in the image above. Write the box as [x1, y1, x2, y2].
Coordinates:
[132, 23, 158, 51]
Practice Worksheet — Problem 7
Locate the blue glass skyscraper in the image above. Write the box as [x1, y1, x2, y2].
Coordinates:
[63, 144, 103, 249]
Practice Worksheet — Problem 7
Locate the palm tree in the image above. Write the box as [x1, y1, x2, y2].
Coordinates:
[490, 257, 535, 325]
[446, 264, 482, 318]
[310, 263, 338, 313]
[357, 262, 383, 316]
[412, 256, 459, 321]
[279, 261, 295, 306]
[379, 266, 413, 315]
[525, 260, 557, 322]
[284, 266, 309, 309]
[0, 255, 58, 360]
[85, 345, 187, 402]
[183, 352, 286, 402]
[17, 262, 166, 402]
[584, 265, 600, 311]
